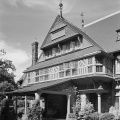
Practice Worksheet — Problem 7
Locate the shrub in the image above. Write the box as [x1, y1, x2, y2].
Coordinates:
[99, 113, 115, 120]
[76, 102, 95, 119]
[86, 112, 100, 120]
[27, 101, 42, 120]
[0, 98, 16, 120]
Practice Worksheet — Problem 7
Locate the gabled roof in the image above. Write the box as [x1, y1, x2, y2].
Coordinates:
[85, 11, 120, 53]
[24, 45, 101, 72]
[40, 15, 105, 52]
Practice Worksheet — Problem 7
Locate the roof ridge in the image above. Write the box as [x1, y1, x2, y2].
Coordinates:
[85, 10, 120, 27]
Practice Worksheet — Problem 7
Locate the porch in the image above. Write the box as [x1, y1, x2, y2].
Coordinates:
[6, 77, 113, 119]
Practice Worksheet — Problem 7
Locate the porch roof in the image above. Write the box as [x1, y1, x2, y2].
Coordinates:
[6, 78, 71, 96]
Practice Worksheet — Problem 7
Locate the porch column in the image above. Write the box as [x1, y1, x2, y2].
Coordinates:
[35, 92, 41, 107]
[15, 96, 17, 114]
[66, 94, 71, 119]
[119, 94, 120, 112]
[25, 95, 27, 115]
[97, 93, 101, 113]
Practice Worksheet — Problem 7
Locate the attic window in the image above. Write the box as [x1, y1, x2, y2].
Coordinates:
[51, 28, 65, 40]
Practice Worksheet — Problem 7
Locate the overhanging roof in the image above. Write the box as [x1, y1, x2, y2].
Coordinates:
[6, 78, 71, 96]
[24, 46, 101, 72]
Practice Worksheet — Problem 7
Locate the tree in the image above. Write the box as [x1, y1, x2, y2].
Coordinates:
[0, 59, 17, 101]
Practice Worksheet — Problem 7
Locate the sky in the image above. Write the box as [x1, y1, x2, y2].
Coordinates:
[0, 0, 120, 81]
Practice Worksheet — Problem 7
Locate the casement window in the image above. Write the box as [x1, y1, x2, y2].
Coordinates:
[52, 48, 57, 56]
[28, 78, 30, 83]
[62, 45, 66, 53]
[88, 57, 92, 65]
[70, 41, 75, 51]
[88, 66, 92, 73]
[35, 77, 39, 82]
[66, 43, 70, 52]
[36, 70, 39, 76]
[95, 56, 103, 72]
[95, 57, 103, 64]
[116, 59, 120, 74]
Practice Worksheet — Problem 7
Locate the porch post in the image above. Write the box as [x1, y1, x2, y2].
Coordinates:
[35, 92, 41, 107]
[97, 93, 101, 113]
[15, 96, 17, 114]
[119, 94, 120, 112]
[25, 95, 27, 115]
[66, 94, 71, 119]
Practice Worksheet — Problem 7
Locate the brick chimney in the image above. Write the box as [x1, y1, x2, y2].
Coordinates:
[32, 39, 39, 66]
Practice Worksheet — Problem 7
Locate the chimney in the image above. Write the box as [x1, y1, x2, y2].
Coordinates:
[116, 29, 120, 41]
[32, 39, 39, 66]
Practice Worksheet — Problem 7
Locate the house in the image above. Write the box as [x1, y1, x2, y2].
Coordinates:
[7, 3, 120, 119]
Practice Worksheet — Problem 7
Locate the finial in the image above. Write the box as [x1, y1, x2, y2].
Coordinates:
[81, 12, 84, 29]
[59, 0, 63, 18]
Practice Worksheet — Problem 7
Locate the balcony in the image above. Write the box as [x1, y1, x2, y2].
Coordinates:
[27, 56, 113, 84]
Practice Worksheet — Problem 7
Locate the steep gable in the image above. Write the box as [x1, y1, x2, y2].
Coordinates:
[40, 15, 105, 53]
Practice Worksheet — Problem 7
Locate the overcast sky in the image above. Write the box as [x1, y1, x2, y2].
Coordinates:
[0, 0, 120, 81]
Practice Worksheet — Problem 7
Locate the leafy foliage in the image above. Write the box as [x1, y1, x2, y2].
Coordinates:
[0, 98, 16, 120]
[0, 59, 17, 102]
[71, 87, 95, 120]
[28, 101, 42, 120]
[99, 113, 115, 120]
[86, 112, 100, 120]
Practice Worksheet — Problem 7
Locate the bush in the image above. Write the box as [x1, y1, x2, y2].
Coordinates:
[86, 112, 100, 120]
[99, 113, 115, 120]
[27, 101, 42, 120]
[0, 98, 16, 120]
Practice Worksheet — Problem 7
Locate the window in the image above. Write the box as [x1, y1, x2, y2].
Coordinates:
[64, 62, 70, 69]
[35, 77, 39, 82]
[36, 70, 39, 76]
[28, 78, 30, 83]
[96, 66, 103, 72]
[59, 71, 64, 78]
[72, 69, 78, 75]
[71, 61, 78, 68]
[88, 66, 92, 73]
[70, 41, 75, 51]
[88, 57, 92, 65]
[59, 64, 64, 71]
[96, 57, 103, 64]
[66, 43, 70, 51]
[116, 59, 120, 74]
[28, 72, 30, 77]
[62, 45, 66, 53]
[40, 69, 43, 75]
[66, 69, 71, 76]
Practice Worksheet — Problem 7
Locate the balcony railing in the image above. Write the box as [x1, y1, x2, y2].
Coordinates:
[27, 57, 113, 84]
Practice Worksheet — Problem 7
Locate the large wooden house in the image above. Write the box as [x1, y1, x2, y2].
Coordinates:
[9, 5, 120, 119]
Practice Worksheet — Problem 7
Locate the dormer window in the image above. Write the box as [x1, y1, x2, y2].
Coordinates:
[51, 28, 65, 40]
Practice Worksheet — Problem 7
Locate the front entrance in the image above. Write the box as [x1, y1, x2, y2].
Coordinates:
[42, 93, 67, 119]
